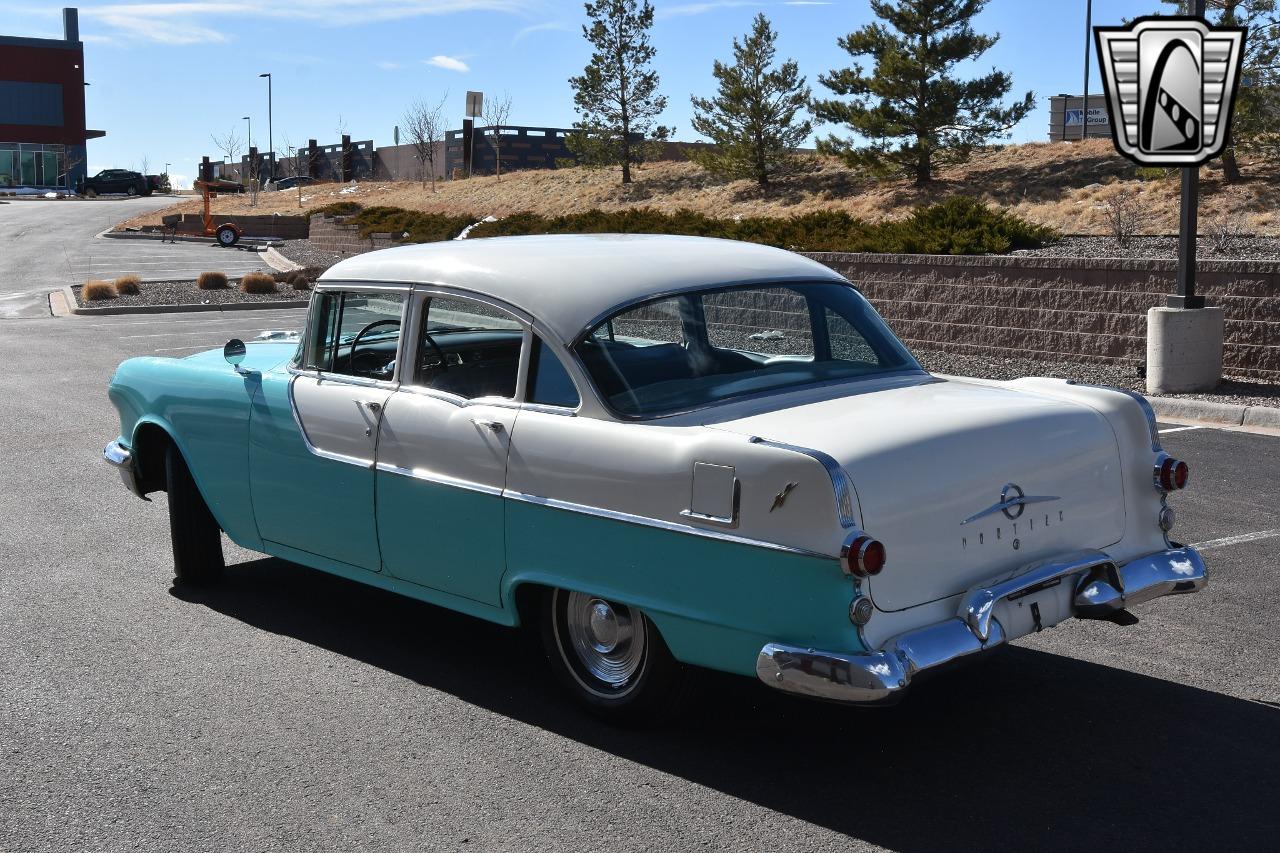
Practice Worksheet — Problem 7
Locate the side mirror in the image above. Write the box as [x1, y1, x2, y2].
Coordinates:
[223, 338, 247, 369]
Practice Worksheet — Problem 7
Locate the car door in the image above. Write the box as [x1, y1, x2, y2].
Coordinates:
[374, 290, 529, 604]
[249, 286, 408, 571]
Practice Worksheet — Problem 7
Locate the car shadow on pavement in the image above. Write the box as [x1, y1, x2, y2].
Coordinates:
[174, 556, 1280, 852]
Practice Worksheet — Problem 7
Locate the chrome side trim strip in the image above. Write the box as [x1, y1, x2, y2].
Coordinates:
[286, 374, 375, 469]
[375, 461, 504, 496]
[748, 436, 859, 528]
[504, 489, 832, 559]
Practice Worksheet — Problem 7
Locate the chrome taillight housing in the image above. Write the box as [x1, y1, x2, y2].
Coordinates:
[1154, 453, 1190, 492]
[840, 533, 886, 578]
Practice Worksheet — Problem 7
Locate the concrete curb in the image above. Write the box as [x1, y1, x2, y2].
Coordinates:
[263, 247, 303, 273]
[1146, 394, 1280, 430]
[61, 285, 308, 316]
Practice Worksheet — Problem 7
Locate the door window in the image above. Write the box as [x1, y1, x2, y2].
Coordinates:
[416, 295, 524, 400]
[301, 290, 405, 380]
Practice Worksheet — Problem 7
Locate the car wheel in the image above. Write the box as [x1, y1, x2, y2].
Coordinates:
[126, 185, 137, 197]
[216, 224, 239, 247]
[540, 587, 690, 725]
[165, 443, 224, 586]
[84, 187, 97, 198]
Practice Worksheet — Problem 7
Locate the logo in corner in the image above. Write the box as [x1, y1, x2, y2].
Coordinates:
[1095, 16, 1246, 167]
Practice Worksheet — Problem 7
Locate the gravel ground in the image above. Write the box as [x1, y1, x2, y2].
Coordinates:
[72, 280, 310, 309]
[916, 348, 1279, 409]
[277, 238, 348, 271]
[1013, 234, 1280, 261]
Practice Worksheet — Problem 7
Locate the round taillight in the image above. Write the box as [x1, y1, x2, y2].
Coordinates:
[1156, 456, 1191, 492]
[841, 534, 887, 578]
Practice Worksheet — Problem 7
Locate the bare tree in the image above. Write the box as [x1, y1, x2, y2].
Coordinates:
[335, 115, 350, 182]
[280, 135, 308, 209]
[210, 128, 243, 181]
[482, 92, 513, 180]
[61, 149, 85, 193]
[139, 155, 150, 177]
[403, 93, 448, 191]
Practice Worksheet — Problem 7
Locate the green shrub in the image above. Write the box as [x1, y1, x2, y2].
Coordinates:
[355, 197, 1054, 255]
[311, 201, 363, 218]
[1134, 166, 1170, 181]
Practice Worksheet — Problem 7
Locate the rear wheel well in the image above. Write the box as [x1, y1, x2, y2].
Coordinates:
[512, 582, 548, 631]
[132, 423, 174, 495]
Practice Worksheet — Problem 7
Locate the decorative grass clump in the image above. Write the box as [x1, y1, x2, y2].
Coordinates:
[114, 275, 141, 295]
[287, 270, 312, 290]
[239, 272, 278, 294]
[196, 271, 229, 290]
[82, 280, 116, 301]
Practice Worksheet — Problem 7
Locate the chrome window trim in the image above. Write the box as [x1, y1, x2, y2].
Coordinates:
[286, 373, 376, 469]
[748, 436, 860, 528]
[375, 461, 504, 497]
[396, 384, 523, 410]
[520, 402, 578, 417]
[292, 286, 410, 383]
[504, 489, 832, 560]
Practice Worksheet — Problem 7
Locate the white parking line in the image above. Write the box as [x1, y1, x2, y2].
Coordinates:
[1192, 529, 1280, 551]
[121, 326, 294, 339]
[1159, 425, 1208, 434]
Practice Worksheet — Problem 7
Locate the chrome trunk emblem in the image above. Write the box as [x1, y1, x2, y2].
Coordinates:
[961, 483, 1060, 526]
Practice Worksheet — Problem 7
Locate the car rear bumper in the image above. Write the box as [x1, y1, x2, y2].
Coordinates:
[756, 546, 1207, 706]
[103, 440, 146, 499]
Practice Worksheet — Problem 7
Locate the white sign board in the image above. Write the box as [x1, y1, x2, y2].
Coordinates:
[1065, 107, 1109, 127]
[465, 91, 483, 118]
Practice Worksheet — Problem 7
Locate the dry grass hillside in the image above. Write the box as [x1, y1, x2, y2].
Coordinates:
[118, 138, 1280, 236]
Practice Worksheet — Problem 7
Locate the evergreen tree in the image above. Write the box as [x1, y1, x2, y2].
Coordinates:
[812, 0, 1034, 186]
[689, 14, 812, 188]
[568, 0, 672, 184]
[1159, 0, 1280, 182]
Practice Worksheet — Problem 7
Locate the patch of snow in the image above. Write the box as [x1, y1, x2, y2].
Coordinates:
[455, 215, 499, 240]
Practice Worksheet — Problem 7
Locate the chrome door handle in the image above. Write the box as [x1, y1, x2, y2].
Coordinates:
[358, 400, 383, 413]
[471, 418, 504, 433]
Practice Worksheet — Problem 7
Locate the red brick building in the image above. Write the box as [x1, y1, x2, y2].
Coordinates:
[0, 8, 102, 189]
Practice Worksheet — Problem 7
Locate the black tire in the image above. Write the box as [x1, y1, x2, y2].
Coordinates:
[216, 224, 239, 247]
[126, 185, 137, 197]
[539, 587, 691, 725]
[165, 443, 224, 586]
[84, 187, 97, 198]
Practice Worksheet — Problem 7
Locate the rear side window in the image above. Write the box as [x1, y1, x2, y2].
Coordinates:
[528, 336, 580, 408]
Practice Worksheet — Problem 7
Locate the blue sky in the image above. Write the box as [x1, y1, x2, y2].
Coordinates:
[5, 0, 1159, 185]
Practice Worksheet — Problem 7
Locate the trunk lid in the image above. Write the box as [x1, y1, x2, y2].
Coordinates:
[710, 378, 1126, 611]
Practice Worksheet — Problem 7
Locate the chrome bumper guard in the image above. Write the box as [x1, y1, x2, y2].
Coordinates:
[103, 440, 146, 499]
[756, 547, 1207, 706]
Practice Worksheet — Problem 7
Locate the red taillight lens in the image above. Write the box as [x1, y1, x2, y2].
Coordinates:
[841, 534, 887, 578]
[1156, 456, 1190, 491]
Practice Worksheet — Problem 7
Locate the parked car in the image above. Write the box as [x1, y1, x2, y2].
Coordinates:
[145, 174, 171, 194]
[102, 235, 1206, 723]
[272, 175, 315, 191]
[81, 169, 150, 197]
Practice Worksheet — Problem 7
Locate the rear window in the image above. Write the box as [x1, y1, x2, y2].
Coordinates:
[574, 282, 919, 417]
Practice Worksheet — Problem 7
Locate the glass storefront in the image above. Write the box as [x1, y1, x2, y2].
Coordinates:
[0, 143, 67, 188]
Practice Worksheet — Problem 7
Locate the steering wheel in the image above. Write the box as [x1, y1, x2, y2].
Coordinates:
[347, 319, 401, 375]
[420, 330, 450, 372]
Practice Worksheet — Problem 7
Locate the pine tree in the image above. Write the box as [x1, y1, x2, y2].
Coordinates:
[1159, 0, 1280, 182]
[568, 0, 672, 184]
[812, 0, 1034, 186]
[689, 14, 812, 188]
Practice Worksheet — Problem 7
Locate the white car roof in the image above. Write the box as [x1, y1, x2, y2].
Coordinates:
[318, 233, 849, 344]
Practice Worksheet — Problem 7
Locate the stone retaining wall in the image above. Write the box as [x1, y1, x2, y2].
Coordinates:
[168, 213, 309, 240]
[805, 253, 1280, 381]
[308, 213, 396, 256]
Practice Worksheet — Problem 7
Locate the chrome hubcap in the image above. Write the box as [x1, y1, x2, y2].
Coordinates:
[563, 591, 645, 688]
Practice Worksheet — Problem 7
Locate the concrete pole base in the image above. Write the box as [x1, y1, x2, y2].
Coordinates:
[1146, 306, 1225, 394]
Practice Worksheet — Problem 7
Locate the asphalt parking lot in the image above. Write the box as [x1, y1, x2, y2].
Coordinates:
[0, 198, 267, 318]
[1, 303, 1277, 853]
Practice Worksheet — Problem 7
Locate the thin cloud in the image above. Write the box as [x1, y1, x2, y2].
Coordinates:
[78, 1, 537, 45]
[425, 55, 470, 73]
[513, 20, 573, 43]
[376, 60, 405, 70]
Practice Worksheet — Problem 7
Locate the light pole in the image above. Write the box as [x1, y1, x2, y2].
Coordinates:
[242, 116, 252, 182]
[259, 72, 273, 179]
[1172, 0, 1207, 308]
[1081, 0, 1093, 140]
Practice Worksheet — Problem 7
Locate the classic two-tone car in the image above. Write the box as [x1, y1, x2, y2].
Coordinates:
[104, 235, 1206, 722]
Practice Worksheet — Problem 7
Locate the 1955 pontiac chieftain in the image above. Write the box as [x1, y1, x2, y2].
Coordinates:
[104, 235, 1206, 722]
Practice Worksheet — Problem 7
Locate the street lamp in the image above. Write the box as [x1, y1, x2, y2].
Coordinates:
[242, 115, 252, 182]
[259, 72, 273, 179]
